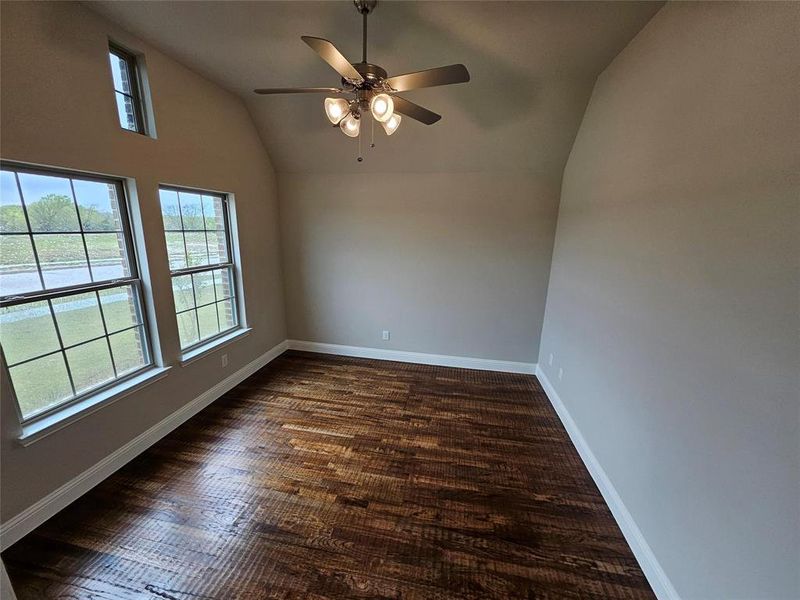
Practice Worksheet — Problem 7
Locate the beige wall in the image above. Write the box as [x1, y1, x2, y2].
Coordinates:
[538, 3, 800, 598]
[0, 1, 286, 521]
[279, 172, 560, 363]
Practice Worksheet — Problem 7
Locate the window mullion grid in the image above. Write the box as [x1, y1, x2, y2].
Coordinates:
[45, 298, 77, 398]
[189, 272, 202, 341]
[169, 262, 232, 277]
[175, 191, 190, 271]
[69, 178, 96, 283]
[95, 290, 118, 378]
[198, 197, 220, 332]
[221, 198, 233, 262]
[0, 276, 139, 307]
[13, 172, 46, 290]
[221, 200, 238, 330]
[227, 265, 238, 327]
[2, 164, 156, 422]
[5, 324, 140, 370]
[0, 231, 122, 236]
[213, 270, 221, 333]
[123, 279, 151, 367]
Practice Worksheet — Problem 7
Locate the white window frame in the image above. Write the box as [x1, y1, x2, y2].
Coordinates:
[0, 162, 158, 427]
[159, 186, 244, 357]
[108, 41, 156, 138]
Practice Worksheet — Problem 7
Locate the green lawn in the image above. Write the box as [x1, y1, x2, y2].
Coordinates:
[1, 291, 146, 418]
[2, 289, 228, 419]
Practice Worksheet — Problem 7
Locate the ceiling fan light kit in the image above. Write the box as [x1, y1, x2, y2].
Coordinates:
[324, 97, 350, 124]
[254, 0, 470, 162]
[339, 113, 361, 137]
[369, 93, 394, 122]
[381, 113, 401, 136]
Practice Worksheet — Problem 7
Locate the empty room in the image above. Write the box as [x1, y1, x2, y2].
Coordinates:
[0, 1, 797, 598]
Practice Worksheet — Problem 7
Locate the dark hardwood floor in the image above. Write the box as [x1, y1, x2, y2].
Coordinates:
[4, 351, 654, 599]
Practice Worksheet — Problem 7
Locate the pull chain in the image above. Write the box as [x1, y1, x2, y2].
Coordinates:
[371, 116, 375, 148]
[357, 119, 363, 162]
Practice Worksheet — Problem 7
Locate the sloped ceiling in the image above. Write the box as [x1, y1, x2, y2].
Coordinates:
[89, 1, 662, 174]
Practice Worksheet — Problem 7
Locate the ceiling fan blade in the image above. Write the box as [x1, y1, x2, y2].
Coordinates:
[301, 36, 364, 84]
[254, 87, 344, 95]
[384, 64, 470, 92]
[392, 95, 441, 125]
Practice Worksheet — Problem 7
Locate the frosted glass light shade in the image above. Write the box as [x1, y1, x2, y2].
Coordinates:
[324, 98, 349, 124]
[339, 113, 360, 137]
[370, 93, 394, 123]
[381, 113, 402, 135]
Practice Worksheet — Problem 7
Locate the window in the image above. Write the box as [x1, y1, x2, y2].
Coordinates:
[158, 187, 239, 352]
[108, 43, 147, 134]
[0, 164, 153, 422]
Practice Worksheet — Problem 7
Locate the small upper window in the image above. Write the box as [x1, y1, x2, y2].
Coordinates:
[108, 43, 147, 135]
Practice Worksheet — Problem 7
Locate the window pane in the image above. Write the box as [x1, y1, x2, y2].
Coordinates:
[1, 166, 152, 420]
[109, 327, 147, 376]
[33, 234, 91, 289]
[159, 189, 182, 230]
[73, 179, 121, 231]
[193, 270, 215, 306]
[19, 173, 80, 232]
[197, 303, 219, 340]
[213, 268, 233, 300]
[206, 230, 228, 264]
[115, 92, 137, 132]
[185, 231, 208, 267]
[98, 285, 140, 333]
[109, 52, 132, 94]
[66, 338, 115, 395]
[1, 171, 27, 233]
[165, 232, 187, 269]
[10, 353, 73, 419]
[202, 195, 223, 230]
[0, 234, 42, 295]
[177, 310, 199, 348]
[52, 292, 105, 347]
[0, 301, 60, 365]
[217, 299, 236, 332]
[178, 192, 203, 230]
[172, 274, 194, 312]
[86, 232, 130, 280]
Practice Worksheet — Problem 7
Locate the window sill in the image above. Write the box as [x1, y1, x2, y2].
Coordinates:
[180, 328, 251, 367]
[19, 366, 171, 447]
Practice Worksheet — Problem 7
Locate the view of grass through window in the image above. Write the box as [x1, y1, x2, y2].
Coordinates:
[0, 166, 151, 420]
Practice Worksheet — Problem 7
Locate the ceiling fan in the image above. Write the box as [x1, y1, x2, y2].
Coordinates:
[253, 0, 470, 161]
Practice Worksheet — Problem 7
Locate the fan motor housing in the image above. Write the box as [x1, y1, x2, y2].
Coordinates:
[344, 62, 388, 89]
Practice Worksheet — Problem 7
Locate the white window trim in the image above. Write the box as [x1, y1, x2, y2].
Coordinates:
[1, 163, 161, 426]
[18, 365, 171, 446]
[158, 185, 247, 360]
[179, 327, 251, 367]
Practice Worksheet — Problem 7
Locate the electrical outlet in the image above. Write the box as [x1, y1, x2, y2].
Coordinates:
[221, 353, 228, 368]
[548, 353, 554, 366]
[558, 367, 563, 380]
[382, 330, 390, 341]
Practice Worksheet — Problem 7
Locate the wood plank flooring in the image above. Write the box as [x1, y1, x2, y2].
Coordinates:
[3, 351, 654, 599]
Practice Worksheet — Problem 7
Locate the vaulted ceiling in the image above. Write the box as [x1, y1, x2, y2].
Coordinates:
[89, 1, 662, 174]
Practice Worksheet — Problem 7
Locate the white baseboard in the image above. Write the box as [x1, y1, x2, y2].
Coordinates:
[0, 340, 289, 552]
[287, 340, 537, 374]
[535, 366, 680, 600]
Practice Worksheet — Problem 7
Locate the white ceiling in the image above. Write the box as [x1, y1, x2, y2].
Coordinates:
[89, 1, 662, 174]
